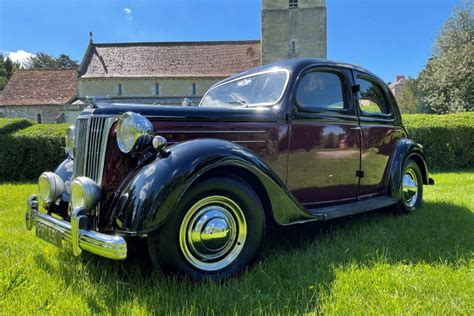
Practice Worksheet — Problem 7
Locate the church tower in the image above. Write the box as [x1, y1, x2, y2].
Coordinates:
[261, 0, 327, 64]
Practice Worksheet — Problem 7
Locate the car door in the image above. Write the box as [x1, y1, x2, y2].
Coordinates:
[287, 66, 361, 207]
[353, 71, 406, 198]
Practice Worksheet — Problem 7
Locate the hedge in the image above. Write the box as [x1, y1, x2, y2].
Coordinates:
[0, 113, 472, 181]
[0, 123, 68, 181]
[403, 112, 474, 170]
[0, 118, 35, 135]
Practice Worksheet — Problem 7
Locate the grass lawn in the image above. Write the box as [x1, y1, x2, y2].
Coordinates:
[0, 171, 473, 314]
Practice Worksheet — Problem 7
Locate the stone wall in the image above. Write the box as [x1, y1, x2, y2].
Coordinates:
[262, 0, 327, 64]
[78, 77, 223, 100]
[0, 103, 87, 124]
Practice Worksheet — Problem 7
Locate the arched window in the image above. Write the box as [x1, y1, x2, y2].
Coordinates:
[289, 40, 297, 58]
[37, 113, 42, 124]
[155, 83, 160, 95]
[192, 83, 197, 96]
[118, 83, 123, 96]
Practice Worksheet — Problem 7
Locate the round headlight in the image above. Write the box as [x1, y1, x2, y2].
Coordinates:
[65, 125, 75, 158]
[71, 177, 101, 211]
[116, 112, 153, 154]
[38, 172, 65, 204]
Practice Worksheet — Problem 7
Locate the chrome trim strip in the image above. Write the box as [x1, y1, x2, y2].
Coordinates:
[233, 140, 267, 144]
[26, 195, 127, 260]
[155, 130, 266, 134]
[167, 140, 267, 145]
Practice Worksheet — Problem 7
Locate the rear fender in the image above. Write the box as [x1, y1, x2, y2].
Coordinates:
[388, 138, 432, 200]
[109, 139, 313, 234]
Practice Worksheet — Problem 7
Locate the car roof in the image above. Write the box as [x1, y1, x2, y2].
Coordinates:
[214, 58, 382, 87]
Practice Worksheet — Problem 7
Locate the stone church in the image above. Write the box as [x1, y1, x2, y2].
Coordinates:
[77, 0, 327, 106]
[0, 0, 326, 123]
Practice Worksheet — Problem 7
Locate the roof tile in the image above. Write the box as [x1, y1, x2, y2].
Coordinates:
[0, 69, 77, 106]
[80, 41, 262, 78]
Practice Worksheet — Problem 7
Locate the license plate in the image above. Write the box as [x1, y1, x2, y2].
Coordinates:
[35, 221, 63, 249]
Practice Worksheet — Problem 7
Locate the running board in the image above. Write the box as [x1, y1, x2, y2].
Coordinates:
[308, 196, 398, 221]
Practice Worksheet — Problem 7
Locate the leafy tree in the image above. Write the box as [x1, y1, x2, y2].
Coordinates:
[396, 78, 425, 114]
[0, 54, 20, 91]
[418, 0, 474, 113]
[26, 52, 60, 69]
[56, 54, 79, 68]
[26, 52, 78, 69]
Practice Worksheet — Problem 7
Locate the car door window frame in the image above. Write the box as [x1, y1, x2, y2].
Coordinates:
[293, 66, 355, 117]
[355, 73, 394, 120]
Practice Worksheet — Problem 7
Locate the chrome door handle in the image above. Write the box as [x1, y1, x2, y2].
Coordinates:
[350, 126, 361, 131]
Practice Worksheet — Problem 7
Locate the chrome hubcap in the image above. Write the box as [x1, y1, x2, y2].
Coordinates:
[179, 196, 247, 271]
[402, 168, 418, 207]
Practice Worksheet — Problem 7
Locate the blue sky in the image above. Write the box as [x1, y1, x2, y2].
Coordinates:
[0, 0, 460, 82]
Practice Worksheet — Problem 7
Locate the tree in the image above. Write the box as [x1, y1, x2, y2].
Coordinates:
[0, 54, 20, 91]
[26, 52, 78, 69]
[396, 78, 426, 113]
[56, 54, 79, 68]
[418, 0, 474, 114]
[26, 52, 60, 69]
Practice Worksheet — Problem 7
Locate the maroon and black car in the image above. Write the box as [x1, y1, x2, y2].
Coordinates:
[26, 59, 434, 280]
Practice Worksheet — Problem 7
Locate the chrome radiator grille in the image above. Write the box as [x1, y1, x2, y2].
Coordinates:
[73, 116, 115, 185]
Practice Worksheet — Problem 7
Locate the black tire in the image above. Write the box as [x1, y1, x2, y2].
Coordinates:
[148, 176, 266, 281]
[393, 158, 423, 214]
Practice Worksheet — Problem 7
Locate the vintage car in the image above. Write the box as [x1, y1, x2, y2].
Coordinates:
[26, 58, 434, 280]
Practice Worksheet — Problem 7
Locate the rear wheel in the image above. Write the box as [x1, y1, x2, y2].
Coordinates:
[394, 158, 423, 213]
[148, 176, 265, 281]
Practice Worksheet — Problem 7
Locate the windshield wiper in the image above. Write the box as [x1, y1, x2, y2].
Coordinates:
[228, 99, 249, 107]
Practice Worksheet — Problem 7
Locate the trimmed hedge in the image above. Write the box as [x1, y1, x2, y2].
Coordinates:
[0, 113, 472, 181]
[0, 123, 68, 181]
[0, 118, 35, 135]
[403, 112, 474, 170]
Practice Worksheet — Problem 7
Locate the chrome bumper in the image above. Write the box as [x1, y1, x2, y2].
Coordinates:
[26, 195, 127, 260]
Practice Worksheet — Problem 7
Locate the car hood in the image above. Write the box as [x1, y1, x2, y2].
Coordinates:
[82, 103, 280, 122]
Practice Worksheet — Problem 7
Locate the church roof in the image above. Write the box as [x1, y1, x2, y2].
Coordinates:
[0, 69, 77, 106]
[78, 40, 262, 79]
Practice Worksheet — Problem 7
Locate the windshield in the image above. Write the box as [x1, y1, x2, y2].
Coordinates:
[200, 70, 289, 107]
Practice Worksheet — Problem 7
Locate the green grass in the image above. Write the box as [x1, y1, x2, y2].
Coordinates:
[1, 172, 473, 314]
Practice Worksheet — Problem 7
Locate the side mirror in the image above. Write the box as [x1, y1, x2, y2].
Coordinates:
[182, 98, 193, 106]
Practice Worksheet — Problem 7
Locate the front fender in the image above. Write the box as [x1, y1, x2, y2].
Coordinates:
[54, 157, 74, 202]
[388, 138, 432, 200]
[109, 139, 313, 234]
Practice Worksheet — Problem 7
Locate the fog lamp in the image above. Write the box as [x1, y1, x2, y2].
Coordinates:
[71, 177, 101, 211]
[38, 172, 65, 204]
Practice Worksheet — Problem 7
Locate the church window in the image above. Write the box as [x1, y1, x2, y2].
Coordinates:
[155, 83, 160, 95]
[289, 0, 298, 9]
[192, 83, 197, 96]
[118, 83, 123, 96]
[291, 40, 297, 55]
[37, 113, 42, 124]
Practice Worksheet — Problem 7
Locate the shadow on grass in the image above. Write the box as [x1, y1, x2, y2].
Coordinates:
[34, 201, 473, 313]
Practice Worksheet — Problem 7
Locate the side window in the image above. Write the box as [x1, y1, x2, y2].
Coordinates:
[296, 71, 346, 111]
[357, 76, 391, 114]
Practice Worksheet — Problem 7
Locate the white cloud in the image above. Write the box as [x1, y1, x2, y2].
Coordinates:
[7, 50, 35, 67]
[124, 7, 133, 22]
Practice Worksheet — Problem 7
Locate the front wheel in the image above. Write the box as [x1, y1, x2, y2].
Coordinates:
[394, 158, 423, 213]
[148, 176, 266, 281]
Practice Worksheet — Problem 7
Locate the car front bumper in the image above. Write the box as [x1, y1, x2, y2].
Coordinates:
[26, 195, 127, 260]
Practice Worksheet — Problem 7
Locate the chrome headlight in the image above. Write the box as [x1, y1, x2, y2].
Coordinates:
[71, 177, 101, 211]
[38, 172, 65, 204]
[116, 112, 153, 154]
[65, 125, 75, 158]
